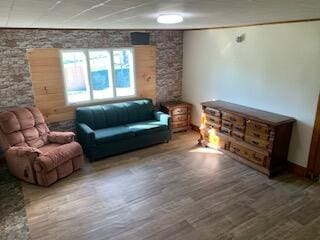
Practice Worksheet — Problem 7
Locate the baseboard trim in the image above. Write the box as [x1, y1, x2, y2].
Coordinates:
[190, 124, 200, 132]
[287, 162, 308, 178]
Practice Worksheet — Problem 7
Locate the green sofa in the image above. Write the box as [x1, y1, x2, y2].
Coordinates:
[76, 99, 171, 161]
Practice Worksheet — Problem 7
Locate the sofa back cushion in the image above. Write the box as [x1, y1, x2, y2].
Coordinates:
[76, 99, 154, 130]
[0, 107, 49, 151]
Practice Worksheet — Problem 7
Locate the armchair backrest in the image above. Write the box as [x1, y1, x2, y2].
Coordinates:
[0, 107, 50, 151]
[76, 99, 155, 130]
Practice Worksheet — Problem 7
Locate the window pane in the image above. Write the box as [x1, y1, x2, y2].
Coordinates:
[89, 50, 114, 100]
[62, 51, 90, 104]
[113, 49, 135, 97]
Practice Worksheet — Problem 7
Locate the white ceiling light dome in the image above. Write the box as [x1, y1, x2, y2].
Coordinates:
[157, 14, 184, 24]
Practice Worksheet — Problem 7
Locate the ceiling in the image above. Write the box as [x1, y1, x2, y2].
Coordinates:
[0, 0, 320, 29]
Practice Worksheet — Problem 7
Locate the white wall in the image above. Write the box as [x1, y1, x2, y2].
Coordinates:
[182, 21, 320, 167]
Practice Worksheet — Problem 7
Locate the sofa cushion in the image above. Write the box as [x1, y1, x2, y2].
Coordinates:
[126, 120, 167, 136]
[95, 126, 134, 144]
[76, 99, 154, 130]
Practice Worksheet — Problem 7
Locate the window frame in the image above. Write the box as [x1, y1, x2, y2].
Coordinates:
[60, 47, 137, 106]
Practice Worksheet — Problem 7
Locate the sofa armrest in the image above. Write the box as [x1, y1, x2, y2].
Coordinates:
[154, 111, 171, 130]
[76, 123, 95, 146]
[48, 131, 75, 144]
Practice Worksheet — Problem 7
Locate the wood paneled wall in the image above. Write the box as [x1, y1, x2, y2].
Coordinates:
[27, 46, 156, 123]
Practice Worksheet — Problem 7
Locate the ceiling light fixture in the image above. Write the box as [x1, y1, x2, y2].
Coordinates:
[157, 14, 183, 24]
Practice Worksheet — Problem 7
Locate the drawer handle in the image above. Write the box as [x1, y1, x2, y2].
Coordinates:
[253, 155, 263, 162]
[253, 133, 260, 138]
[234, 148, 240, 152]
[230, 117, 237, 122]
[234, 133, 243, 139]
[254, 124, 262, 129]
[252, 140, 259, 145]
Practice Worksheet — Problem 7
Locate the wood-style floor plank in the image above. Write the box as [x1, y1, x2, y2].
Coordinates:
[22, 131, 320, 240]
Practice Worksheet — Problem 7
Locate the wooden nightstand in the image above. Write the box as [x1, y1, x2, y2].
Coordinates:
[160, 101, 192, 133]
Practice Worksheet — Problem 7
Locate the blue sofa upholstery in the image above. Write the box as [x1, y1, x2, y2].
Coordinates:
[76, 99, 171, 161]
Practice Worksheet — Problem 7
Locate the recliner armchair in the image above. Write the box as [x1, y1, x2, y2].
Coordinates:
[0, 107, 84, 186]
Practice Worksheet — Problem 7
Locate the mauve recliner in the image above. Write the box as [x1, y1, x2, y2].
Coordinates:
[0, 107, 84, 186]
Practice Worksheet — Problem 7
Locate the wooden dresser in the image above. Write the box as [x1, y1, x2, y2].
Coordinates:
[161, 101, 192, 132]
[199, 100, 296, 177]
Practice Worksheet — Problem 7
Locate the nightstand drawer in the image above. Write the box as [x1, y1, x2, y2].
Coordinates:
[172, 107, 187, 115]
[172, 121, 188, 129]
[173, 114, 187, 122]
[161, 101, 192, 133]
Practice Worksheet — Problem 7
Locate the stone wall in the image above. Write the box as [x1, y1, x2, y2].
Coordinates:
[0, 29, 183, 131]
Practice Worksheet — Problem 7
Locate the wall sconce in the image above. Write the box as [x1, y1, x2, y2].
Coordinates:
[236, 33, 246, 43]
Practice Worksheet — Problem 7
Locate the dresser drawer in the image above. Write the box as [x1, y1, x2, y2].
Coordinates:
[230, 143, 251, 160]
[208, 132, 229, 149]
[233, 124, 245, 132]
[222, 120, 233, 129]
[172, 121, 188, 129]
[221, 126, 232, 136]
[250, 151, 267, 166]
[206, 121, 221, 130]
[245, 135, 269, 149]
[246, 129, 269, 141]
[172, 107, 187, 115]
[206, 115, 221, 125]
[222, 111, 245, 126]
[173, 114, 187, 122]
[246, 120, 270, 134]
[205, 107, 221, 117]
[232, 131, 244, 140]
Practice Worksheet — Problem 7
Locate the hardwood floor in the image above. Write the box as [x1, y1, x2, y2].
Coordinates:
[22, 131, 320, 240]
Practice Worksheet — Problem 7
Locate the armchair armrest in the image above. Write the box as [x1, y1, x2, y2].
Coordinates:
[76, 123, 95, 147]
[5, 146, 42, 183]
[48, 131, 75, 144]
[154, 111, 171, 130]
[6, 146, 42, 158]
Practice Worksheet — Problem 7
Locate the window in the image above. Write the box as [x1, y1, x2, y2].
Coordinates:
[61, 48, 135, 105]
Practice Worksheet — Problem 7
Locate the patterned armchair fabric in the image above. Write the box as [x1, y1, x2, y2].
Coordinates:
[0, 107, 84, 186]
